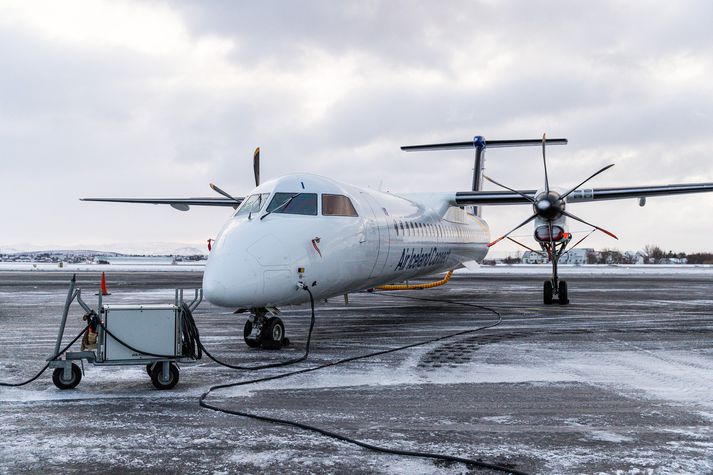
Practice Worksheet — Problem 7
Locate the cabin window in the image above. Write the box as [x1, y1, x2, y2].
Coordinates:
[266, 192, 318, 216]
[235, 193, 270, 216]
[322, 194, 359, 217]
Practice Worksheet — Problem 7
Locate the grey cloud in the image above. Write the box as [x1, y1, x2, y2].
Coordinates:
[2, 1, 713, 252]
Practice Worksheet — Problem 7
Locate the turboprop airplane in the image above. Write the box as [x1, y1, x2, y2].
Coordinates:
[82, 138, 713, 348]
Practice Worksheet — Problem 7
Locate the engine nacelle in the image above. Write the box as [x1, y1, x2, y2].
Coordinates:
[534, 224, 567, 243]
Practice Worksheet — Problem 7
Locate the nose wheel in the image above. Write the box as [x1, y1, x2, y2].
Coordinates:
[244, 310, 289, 349]
[543, 240, 570, 305]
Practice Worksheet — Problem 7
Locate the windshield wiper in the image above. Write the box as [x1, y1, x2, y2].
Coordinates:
[248, 195, 264, 220]
[260, 193, 301, 220]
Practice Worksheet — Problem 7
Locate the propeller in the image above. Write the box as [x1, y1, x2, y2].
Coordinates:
[210, 183, 241, 205]
[209, 146, 262, 208]
[487, 213, 538, 247]
[487, 133, 618, 247]
[253, 147, 260, 187]
[542, 133, 550, 193]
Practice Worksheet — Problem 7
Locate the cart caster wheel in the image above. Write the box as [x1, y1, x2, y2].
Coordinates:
[558, 280, 569, 305]
[261, 317, 285, 350]
[543, 281, 553, 305]
[146, 363, 154, 377]
[150, 362, 179, 390]
[52, 364, 82, 390]
[243, 320, 261, 348]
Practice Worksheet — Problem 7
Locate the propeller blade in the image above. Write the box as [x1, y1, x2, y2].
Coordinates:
[559, 164, 615, 201]
[210, 183, 241, 203]
[253, 147, 260, 187]
[568, 229, 596, 251]
[487, 213, 538, 247]
[542, 133, 550, 194]
[483, 175, 535, 203]
[562, 210, 618, 240]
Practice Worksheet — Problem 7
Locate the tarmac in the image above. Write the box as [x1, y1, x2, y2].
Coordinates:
[1, 270, 712, 474]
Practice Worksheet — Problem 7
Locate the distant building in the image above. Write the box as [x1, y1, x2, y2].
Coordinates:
[560, 248, 594, 265]
[625, 251, 646, 264]
[522, 248, 593, 264]
[522, 251, 547, 264]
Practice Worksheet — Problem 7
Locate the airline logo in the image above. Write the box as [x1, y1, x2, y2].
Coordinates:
[394, 247, 451, 271]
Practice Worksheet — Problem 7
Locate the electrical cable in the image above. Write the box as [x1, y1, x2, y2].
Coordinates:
[0, 325, 89, 387]
[1, 284, 525, 473]
[195, 284, 317, 370]
[198, 288, 527, 474]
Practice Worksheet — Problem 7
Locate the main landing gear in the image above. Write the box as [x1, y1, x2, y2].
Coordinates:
[243, 308, 290, 349]
[542, 236, 570, 306]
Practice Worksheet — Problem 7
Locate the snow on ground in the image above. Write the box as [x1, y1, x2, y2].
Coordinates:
[458, 263, 713, 275]
[3, 261, 713, 275]
[1, 271, 712, 473]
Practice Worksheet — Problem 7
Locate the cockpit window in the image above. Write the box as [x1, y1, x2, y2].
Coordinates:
[265, 192, 318, 215]
[235, 193, 270, 216]
[322, 194, 358, 217]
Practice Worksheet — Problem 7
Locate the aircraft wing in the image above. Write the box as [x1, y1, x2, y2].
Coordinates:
[454, 182, 713, 206]
[80, 197, 242, 211]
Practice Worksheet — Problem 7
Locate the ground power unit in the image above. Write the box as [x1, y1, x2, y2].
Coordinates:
[48, 277, 202, 390]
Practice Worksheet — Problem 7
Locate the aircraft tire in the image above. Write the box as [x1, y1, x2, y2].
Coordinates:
[543, 281, 553, 305]
[243, 320, 261, 348]
[261, 317, 285, 350]
[558, 281, 569, 305]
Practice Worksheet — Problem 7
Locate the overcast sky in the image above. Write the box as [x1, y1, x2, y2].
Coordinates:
[1, 0, 712, 254]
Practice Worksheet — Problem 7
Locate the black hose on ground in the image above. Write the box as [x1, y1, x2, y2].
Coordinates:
[0, 285, 526, 473]
[193, 284, 317, 371]
[0, 325, 89, 387]
[198, 288, 527, 475]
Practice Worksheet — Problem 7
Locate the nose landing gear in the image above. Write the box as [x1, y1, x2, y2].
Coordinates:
[542, 235, 570, 305]
[244, 308, 290, 349]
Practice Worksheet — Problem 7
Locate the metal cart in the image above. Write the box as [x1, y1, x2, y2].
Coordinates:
[48, 276, 202, 390]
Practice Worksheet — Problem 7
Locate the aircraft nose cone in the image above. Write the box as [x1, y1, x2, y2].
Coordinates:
[202, 219, 311, 308]
[202, 220, 265, 307]
[203, 246, 263, 307]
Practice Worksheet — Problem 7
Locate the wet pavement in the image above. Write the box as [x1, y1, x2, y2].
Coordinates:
[1, 270, 712, 474]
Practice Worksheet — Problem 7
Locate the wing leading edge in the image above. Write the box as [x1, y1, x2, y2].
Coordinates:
[80, 197, 242, 211]
[454, 182, 713, 206]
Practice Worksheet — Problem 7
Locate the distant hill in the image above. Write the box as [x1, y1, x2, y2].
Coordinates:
[0, 242, 208, 257]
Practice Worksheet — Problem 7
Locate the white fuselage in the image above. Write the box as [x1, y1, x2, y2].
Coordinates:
[203, 174, 490, 307]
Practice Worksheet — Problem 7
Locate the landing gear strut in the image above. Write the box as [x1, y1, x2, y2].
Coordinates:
[542, 236, 570, 305]
[243, 308, 289, 349]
